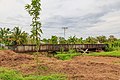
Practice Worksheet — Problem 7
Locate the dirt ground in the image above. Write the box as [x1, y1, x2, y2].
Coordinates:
[0, 50, 120, 80]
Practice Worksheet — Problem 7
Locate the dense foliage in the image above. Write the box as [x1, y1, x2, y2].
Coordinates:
[0, 27, 120, 46]
[0, 27, 28, 45]
[42, 35, 119, 45]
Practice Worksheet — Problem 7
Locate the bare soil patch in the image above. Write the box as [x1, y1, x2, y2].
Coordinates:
[0, 50, 120, 80]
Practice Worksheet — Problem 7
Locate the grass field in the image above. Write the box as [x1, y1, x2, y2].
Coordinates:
[86, 50, 120, 57]
[55, 53, 80, 60]
[0, 67, 66, 80]
[55, 49, 120, 60]
[0, 50, 120, 80]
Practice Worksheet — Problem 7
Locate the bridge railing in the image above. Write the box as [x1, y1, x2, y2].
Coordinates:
[7, 44, 108, 53]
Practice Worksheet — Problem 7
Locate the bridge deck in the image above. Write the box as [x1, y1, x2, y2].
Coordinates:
[7, 44, 108, 53]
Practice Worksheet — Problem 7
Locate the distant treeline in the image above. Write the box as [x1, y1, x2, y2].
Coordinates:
[0, 27, 120, 47]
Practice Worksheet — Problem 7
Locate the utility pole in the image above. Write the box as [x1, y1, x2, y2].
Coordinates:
[62, 27, 68, 39]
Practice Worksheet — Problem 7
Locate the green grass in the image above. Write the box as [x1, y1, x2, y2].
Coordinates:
[86, 50, 120, 57]
[55, 49, 81, 60]
[0, 67, 24, 80]
[55, 53, 81, 60]
[25, 74, 66, 80]
[0, 67, 66, 80]
[0, 47, 6, 50]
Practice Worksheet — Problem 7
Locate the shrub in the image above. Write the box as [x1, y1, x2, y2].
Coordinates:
[105, 46, 114, 52]
[105, 41, 120, 52]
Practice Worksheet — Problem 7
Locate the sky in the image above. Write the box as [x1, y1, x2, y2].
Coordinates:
[0, 0, 120, 39]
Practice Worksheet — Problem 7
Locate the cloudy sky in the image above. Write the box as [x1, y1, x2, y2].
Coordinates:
[0, 0, 120, 39]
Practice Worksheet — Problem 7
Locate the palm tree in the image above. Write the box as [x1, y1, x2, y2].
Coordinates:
[96, 36, 107, 43]
[42, 38, 49, 44]
[10, 27, 28, 45]
[59, 37, 66, 44]
[108, 35, 117, 42]
[85, 36, 97, 44]
[50, 35, 58, 44]
[78, 37, 84, 44]
[67, 36, 77, 44]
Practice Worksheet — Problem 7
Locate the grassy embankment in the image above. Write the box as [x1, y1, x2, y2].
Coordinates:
[55, 48, 120, 60]
[85, 50, 120, 57]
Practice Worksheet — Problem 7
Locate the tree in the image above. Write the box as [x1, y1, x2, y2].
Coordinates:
[85, 36, 97, 44]
[77, 37, 84, 44]
[67, 36, 77, 44]
[0, 28, 11, 45]
[42, 38, 49, 44]
[59, 37, 66, 44]
[25, 0, 42, 75]
[25, 0, 42, 46]
[50, 36, 58, 44]
[108, 35, 117, 42]
[10, 27, 28, 45]
[96, 36, 107, 43]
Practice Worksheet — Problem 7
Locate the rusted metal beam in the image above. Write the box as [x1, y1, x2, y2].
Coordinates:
[7, 44, 108, 53]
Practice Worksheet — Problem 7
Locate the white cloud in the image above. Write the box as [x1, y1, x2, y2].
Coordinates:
[86, 11, 120, 38]
[0, 0, 120, 38]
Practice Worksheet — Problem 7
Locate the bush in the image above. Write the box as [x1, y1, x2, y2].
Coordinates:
[105, 46, 120, 52]
[105, 46, 114, 52]
[105, 41, 120, 52]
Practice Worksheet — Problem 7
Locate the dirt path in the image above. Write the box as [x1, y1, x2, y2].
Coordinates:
[0, 50, 120, 80]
